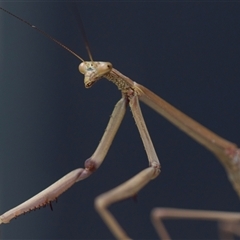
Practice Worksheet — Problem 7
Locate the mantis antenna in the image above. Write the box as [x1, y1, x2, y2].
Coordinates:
[0, 7, 85, 62]
[68, 3, 94, 62]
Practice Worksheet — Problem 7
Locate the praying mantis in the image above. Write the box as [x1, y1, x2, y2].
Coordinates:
[1, 2, 240, 239]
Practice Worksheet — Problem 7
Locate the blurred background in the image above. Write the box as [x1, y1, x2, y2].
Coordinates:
[1, 1, 240, 239]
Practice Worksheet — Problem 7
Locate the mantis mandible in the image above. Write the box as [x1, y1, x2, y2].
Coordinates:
[1, 3, 240, 239]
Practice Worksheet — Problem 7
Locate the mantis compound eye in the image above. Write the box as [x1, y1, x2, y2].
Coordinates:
[79, 62, 87, 74]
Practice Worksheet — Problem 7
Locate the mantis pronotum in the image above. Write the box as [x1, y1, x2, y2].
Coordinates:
[1, 2, 240, 239]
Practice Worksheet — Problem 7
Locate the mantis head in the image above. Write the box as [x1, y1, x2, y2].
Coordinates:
[79, 61, 113, 88]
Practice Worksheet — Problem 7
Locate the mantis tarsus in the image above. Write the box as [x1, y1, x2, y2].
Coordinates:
[1, 2, 240, 240]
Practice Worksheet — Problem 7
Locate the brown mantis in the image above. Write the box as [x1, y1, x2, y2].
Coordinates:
[1, 2, 240, 239]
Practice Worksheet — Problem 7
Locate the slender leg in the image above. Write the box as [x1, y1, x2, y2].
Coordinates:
[151, 208, 240, 240]
[0, 97, 127, 224]
[129, 94, 160, 170]
[95, 94, 160, 239]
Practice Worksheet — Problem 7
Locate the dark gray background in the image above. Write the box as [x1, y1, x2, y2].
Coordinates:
[1, 1, 240, 239]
